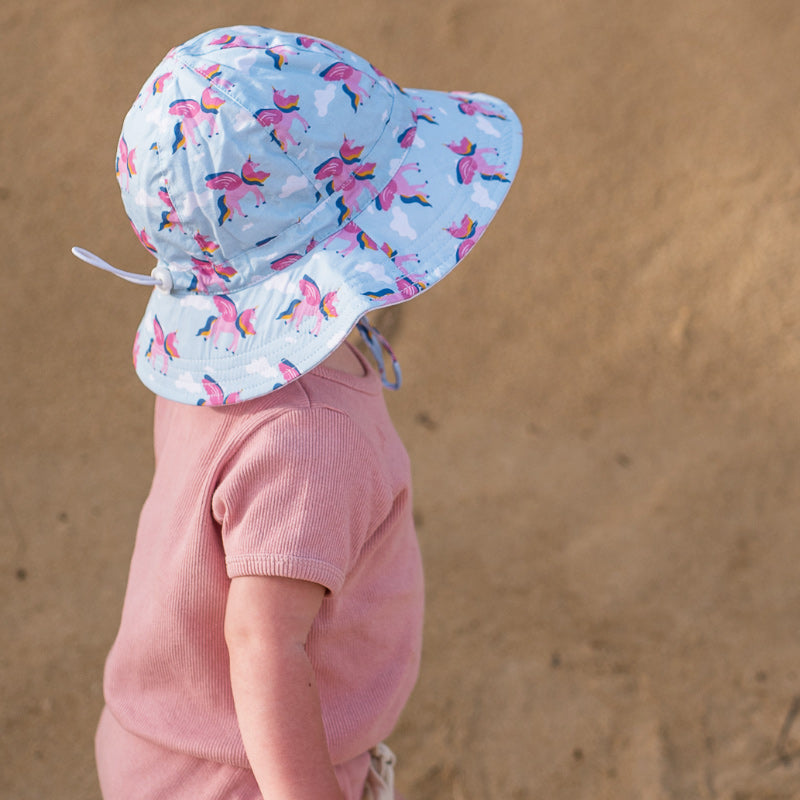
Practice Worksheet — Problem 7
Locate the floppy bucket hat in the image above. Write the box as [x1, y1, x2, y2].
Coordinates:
[74, 25, 523, 405]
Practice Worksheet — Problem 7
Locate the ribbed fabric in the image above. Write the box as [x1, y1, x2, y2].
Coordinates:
[98, 345, 424, 799]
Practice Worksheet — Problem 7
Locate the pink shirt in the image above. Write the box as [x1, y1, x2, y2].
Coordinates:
[100, 348, 424, 796]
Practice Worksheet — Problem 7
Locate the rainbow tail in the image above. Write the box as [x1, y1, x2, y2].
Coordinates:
[276, 299, 300, 322]
[197, 316, 216, 337]
[217, 196, 231, 225]
[172, 121, 186, 153]
[335, 196, 351, 225]
[400, 193, 431, 207]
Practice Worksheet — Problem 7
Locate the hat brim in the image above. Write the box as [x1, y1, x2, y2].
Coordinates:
[133, 87, 522, 406]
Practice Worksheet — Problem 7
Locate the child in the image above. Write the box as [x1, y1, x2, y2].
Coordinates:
[74, 25, 521, 800]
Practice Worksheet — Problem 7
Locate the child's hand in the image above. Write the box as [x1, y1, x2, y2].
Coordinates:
[225, 575, 346, 800]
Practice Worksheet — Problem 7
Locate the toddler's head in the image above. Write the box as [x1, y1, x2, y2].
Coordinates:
[76, 26, 522, 405]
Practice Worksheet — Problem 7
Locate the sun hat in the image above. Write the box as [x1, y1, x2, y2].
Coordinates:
[73, 25, 523, 405]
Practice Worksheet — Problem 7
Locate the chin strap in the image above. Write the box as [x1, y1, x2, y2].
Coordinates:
[356, 317, 402, 391]
[71, 247, 174, 293]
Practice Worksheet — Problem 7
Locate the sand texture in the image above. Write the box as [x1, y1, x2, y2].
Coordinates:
[2, 1, 800, 798]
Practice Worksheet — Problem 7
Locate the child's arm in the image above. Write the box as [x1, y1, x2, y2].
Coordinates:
[225, 575, 346, 800]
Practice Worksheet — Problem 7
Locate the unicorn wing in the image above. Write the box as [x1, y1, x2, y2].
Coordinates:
[313, 157, 344, 180]
[255, 108, 282, 128]
[169, 99, 200, 117]
[213, 294, 238, 320]
[299, 275, 322, 304]
[456, 157, 477, 185]
[320, 62, 353, 81]
[152, 316, 165, 345]
[205, 171, 243, 190]
[201, 375, 224, 405]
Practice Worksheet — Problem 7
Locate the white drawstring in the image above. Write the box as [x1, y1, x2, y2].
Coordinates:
[71, 246, 173, 293]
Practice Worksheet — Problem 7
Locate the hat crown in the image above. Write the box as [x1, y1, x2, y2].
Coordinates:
[118, 27, 414, 294]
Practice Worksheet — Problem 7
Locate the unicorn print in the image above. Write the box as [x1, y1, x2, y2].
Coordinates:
[255, 89, 310, 151]
[381, 241, 420, 269]
[314, 138, 378, 224]
[447, 138, 510, 185]
[194, 232, 220, 258]
[363, 248, 427, 304]
[209, 33, 264, 49]
[277, 275, 338, 336]
[158, 187, 183, 232]
[197, 375, 240, 406]
[116, 135, 136, 189]
[279, 358, 300, 382]
[205, 157, 269, 225]
[130, 220, 157, 255]
[270, 238, 319, 271]
[188, 257, 237, 293]
[196, 63, 235, 91]
[413, 105, 438, 125]
[169, 87, 226, 152]
[197, 295, 257, 352]
[376, 163, 431, 211]
[145, 316, 179, 375]
[446, 213, 488, 262]
[324, 222, 378, 257]
[319, 62, 373, 111]
[454, 96, 507, 119]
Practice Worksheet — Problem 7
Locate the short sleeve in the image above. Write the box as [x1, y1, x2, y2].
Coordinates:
[212, 407, 388, 592]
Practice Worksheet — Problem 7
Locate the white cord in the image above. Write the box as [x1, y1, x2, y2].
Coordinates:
[71, 246, 173, 293]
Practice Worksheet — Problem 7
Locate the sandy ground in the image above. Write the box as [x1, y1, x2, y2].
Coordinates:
[3, 1, 800, 798]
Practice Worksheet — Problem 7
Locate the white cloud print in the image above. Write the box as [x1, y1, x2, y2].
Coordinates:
[390, 206, 417, 240]
[315, 84, 336, 117]
[471, 182, 498, 210]
[245, 357, 279, 380]
[174, 371, 203, 395]
[476, 116, 501, 138]
[280, 174, 309, 198]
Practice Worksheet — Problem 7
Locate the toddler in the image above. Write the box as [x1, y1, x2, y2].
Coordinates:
[74, 25, 522, 800]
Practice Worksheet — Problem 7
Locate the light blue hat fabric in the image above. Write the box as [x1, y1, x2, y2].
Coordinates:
[110, 25, 522, 405]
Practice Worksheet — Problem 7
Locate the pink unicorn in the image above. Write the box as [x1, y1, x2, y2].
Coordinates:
[363, 247, 427, 304]
[116, 135, 136, 189]
[314, 138, 378, 223]
[188, 257, 237, 293]
[255, 89, 310, 151]
[194, 232, 220, 258]
[198, 375, 240, 406]
[413, 105, 438, 125]
[158, 187, 183, 232]
[319, 62, 373, 111]
[129, 220, 157, 255]
[145, 316, 179, 374]
[197, 295, 257, 352]
[205, 157, 270, 225]
[325, 222, 378, 256]
[270, 238, 319, 271]
[447, 137, 509, 185]
[454, 96, 507, 119]
[446, 213, 488, 262]
[277, 275, 338, 336]
[376, 163, 431, 211]
[279, 358, 300, 382]
[209, 33, 264, 49]
[194, 63, 235, 90]
[381, 242, 420, 270]
[169, 87, 225, 151]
